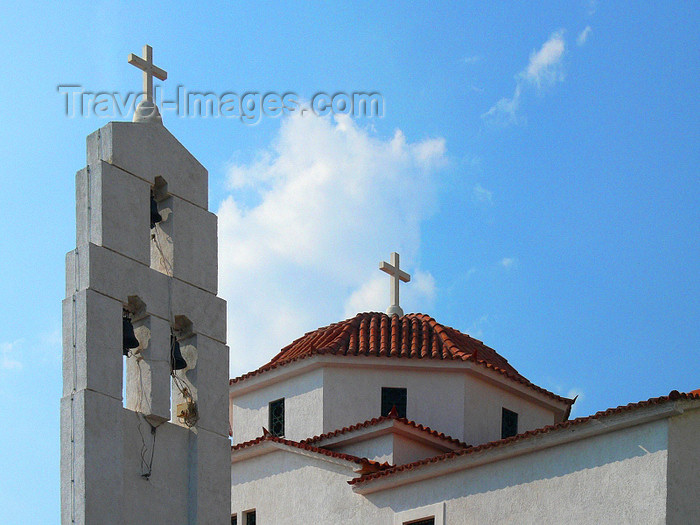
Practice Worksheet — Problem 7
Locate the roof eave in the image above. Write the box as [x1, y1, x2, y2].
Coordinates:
[351, 399, 693, 494]
[231, 438, 368, 471]
[230, 353, 572, 413]
[311, 419, 466, 452]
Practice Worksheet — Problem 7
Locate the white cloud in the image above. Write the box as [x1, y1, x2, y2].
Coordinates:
[343, 270, 435, 319]
[343, 274, 386, 317]
[483, 30, 566, 125]
[467, 315, 489, 339]
[500, 257, 517, 269]
[218, 114, 446, 376]
[524, 30, 566, 88]
[577, 26, 592, 46]
[482, 85, 522, 126]
[473, 183, 493, 204]
[1, 340, 23, 370]
[463, 55, 481, 64]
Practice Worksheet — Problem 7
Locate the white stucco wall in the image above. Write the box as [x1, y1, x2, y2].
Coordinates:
[392, 434, 447, 466]
[462, 374, 556, 446]
[231, 416, 678, 524]
[322, 365, 557, 446]
[335, 433, 396, 464]
[231, 368, 324, 444]
[323, 366, 467, 440]
[366, 419, 670, 525]
[666, 408, 700, 524]
[231, 450, 393, 524]
[325, 432, 447, 465]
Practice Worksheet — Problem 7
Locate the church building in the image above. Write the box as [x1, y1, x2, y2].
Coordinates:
[61, 46, 699, 525]
[229, 287, 700, 524]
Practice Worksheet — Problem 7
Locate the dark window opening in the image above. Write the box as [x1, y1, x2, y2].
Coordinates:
[150, 190, 162, 229]
[269, 398, 285, 437]
[501, 407, 518, 439]
[405, 518, 435, 525]
[245, 510, 256, 525]
[381, 387, 407, 418]
[231, 515, 237, 525]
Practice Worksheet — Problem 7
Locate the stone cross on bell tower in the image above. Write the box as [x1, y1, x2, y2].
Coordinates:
[60, 46, 229, 524]
[128, 44, 167, 123]
[380, 252, 411, 317]
[128, 44, 167, 103]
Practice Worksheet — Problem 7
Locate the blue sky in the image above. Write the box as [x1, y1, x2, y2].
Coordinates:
[1, 1, 698, 522]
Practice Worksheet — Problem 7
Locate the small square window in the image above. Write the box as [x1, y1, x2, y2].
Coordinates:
[244, 510, 256, 525]
[269, 398, 285, 437]
[381, 387, 407, 418]
[501, 407, 518, 439]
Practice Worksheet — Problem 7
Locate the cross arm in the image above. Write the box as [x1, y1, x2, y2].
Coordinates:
[152, 64, 167, 81]
[127, 54, 168, 81]
[379, 262, 411, 282]
[127, 53, 146, 69]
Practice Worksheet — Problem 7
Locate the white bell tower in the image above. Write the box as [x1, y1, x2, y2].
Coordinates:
[60, 46, 230, 524]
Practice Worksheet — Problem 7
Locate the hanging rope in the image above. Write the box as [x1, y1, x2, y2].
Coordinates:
[136, 412, 158, 479]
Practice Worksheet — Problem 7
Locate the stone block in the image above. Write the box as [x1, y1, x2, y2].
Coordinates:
[65, 244, 225, 342]
[75, 167, 89, 249]
[125, 315, 172, 424]
[191, 334, 229, 437]
[87, 122, 209, 210]
[60, 390, 124, 524]
[171, 195, 218, 293]
[60, 395, 80, 525]
[62, 290, 123, 399]
[66, 244, 170, 323]
[65, 249, 79, 298]
[189, 428, 232, 525]
[121, 411, 190, 525]
[171, 279, 227, 343]
[76, 161, 151, 265]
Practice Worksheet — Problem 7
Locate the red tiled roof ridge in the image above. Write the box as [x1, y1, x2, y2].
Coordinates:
[349, 390, 700, 485]
[229, 312, 572, 405]
[300, 412, 469, 449]
[232, 432, 392, 471]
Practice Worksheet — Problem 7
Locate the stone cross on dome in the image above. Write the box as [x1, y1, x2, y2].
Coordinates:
[379, 252, 411, 317]
[128, 44, 167, 123]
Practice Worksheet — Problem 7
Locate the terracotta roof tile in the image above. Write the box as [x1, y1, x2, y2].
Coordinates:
[231, 432, 391, 473]
[230, 312, 571, 405]
[349, 390, 700, 485]
[300, 408, 469, 449]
